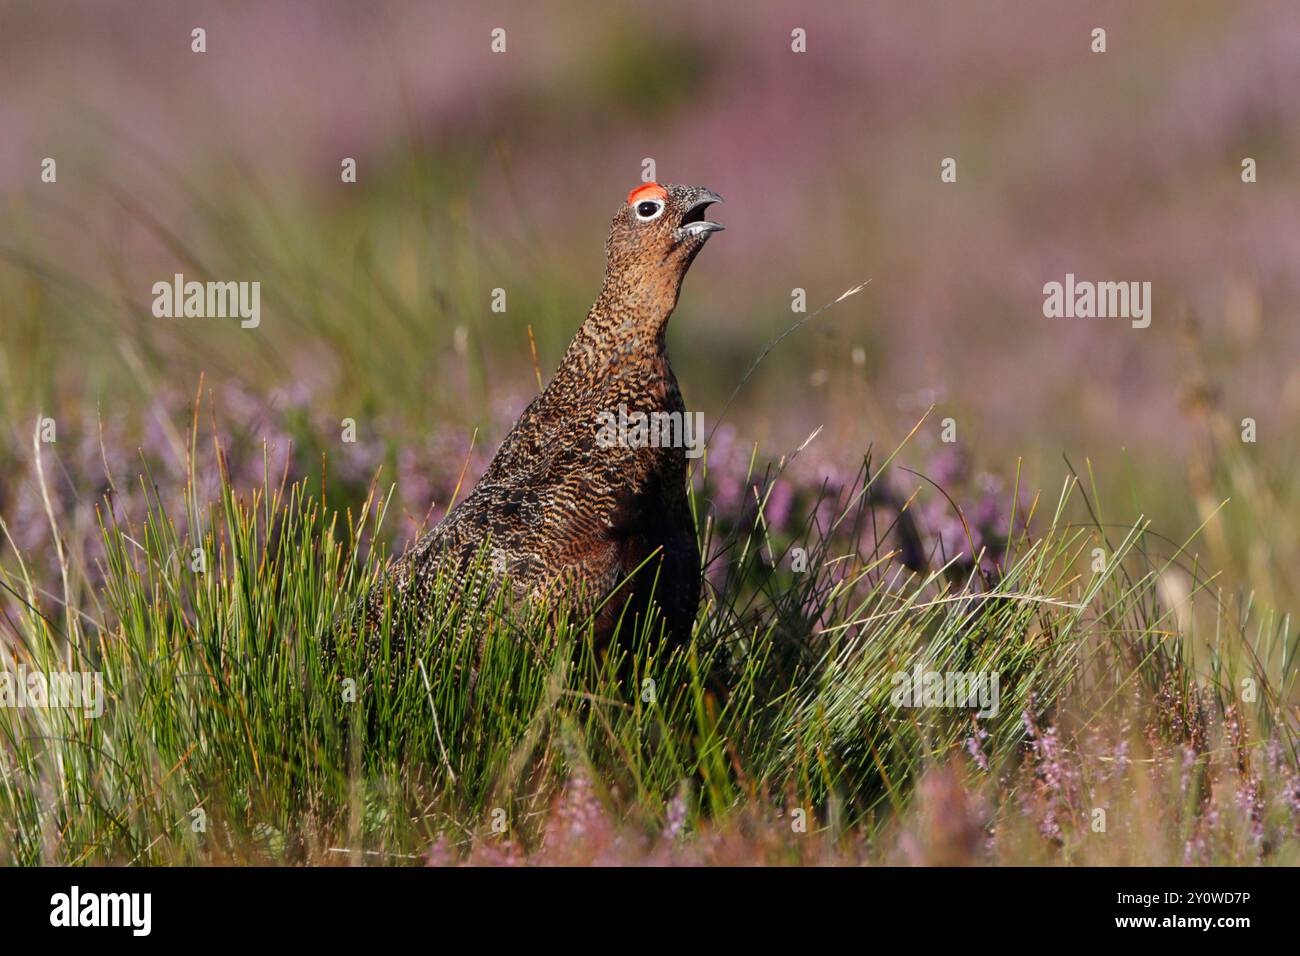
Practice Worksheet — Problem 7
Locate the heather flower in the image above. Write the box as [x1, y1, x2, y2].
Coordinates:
[965, 724, 991, 772]
[423, 836, 455, 867]
[661, 792, 689, 842]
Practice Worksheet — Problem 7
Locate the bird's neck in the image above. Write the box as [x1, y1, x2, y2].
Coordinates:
[572, 267, 684, 364]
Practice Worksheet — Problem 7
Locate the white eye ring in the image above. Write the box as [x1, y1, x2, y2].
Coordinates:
[633, 198, 665, 221]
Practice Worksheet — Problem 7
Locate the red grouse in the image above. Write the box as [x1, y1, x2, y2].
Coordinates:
[363, 182, 723, 652]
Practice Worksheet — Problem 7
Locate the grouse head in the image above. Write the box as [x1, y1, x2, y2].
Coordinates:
[605, 182, 723, 283]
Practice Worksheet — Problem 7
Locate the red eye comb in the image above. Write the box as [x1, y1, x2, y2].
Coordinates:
[627, 182, 668, 204]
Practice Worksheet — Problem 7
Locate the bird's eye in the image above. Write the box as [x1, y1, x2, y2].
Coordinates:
[635, 199, 665, 221]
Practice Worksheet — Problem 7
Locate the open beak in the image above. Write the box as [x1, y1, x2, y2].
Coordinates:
[678, 188, 724, 240]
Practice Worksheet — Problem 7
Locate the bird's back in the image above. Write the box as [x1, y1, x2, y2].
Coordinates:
[366, 342, 697, 647]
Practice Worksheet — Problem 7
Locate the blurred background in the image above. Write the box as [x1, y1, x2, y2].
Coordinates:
[1, 0, 1297, 609]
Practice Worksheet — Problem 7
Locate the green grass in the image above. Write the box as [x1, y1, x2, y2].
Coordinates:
[2, 421, 1296, 866]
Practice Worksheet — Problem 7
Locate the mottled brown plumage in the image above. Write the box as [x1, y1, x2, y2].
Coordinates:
[363, 182, 723, 652]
